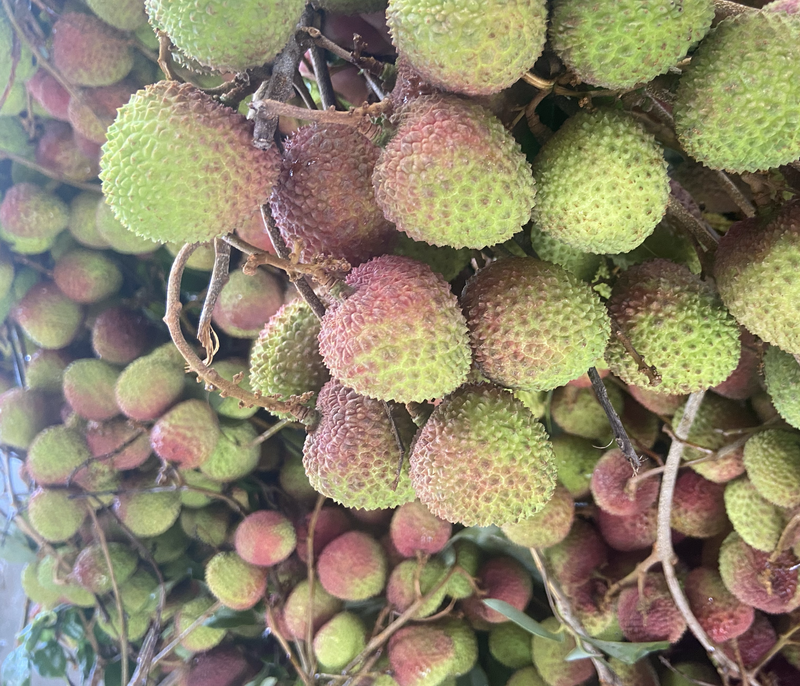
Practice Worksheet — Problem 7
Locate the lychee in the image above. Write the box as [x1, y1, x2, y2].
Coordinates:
[91, 306, 150, 365]
[27, 488, 87, 542]
[205, 552, 267, 611]
[150, 399, 220, 469]
[501, 486, 575, 549]
[684, 566, 754, 643]
[234, 510, 296, 567]
[211, 268, 284, 339]
[199, 420, 260, 483]
[617, 572, 687, 643]
[461, 556, 533, 625]
[313, 611, 367, 672]
[62, 359, 121, 421]
[317, 531, 388, 601]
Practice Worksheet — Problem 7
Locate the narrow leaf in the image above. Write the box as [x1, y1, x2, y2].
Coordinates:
[587, 638, 671, 665]
[565, 646, 595, 661]
[480, 600, 562, 642]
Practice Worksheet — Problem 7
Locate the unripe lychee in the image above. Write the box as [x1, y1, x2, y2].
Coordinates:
[388, 624, 456, 686]
[20, 561, 63, 609]
[313, 611, 367, 671]
[764, 346, 800, 430]
[62, 359, 121, 421]
[95, 199, 158, 255]
[507, 666, 547, 686]
[150, 399, 220, 469]
[113, 479, 181, 538]
[318, 255, 471, 403]
[176, 596, 227, 652]
[550, 383, 624, 443]
[282, 579, 343, 639]
[53, 249, 122, 304]
[390, 501, 452, 558]
[532, 617, 595, 686]
[0, 183, 69, 254]
[386, 558, 449, 619]
[180, 504, 231, 546]
[27, 488, 87, 542]
[204, 359, 258, 420]
[115, 353, 185, 421]
[72, 542, 137, 594]
[26, 425, 92, 486]
[724, 477, 784, 552]
[234, 510, 296, 567]
[205, 552, 267, 611]
[25, 349, 69, 394]
[211, 268, 284, 339]
[317, 531, 388, 601]
[0, 388, 58, 449]
[199, 420, 259, 483]
[617, 572, 687, 643]
[501, 486, 574, 549]
[85, 418, 151, 471]
[489, 622, 533, 668]
[685, 566, 754, 643]
[743, 429, 800, 508]
[91, 307, 150, 365]
[13, 282, 83, 350]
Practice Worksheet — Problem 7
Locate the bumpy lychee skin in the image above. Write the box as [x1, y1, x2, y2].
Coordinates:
[91, 307, 149, 365]
[199, 420, 260, 483]
[532, 617, 595, 686]
[211, 268, 284, 339]
[550, 0, 714, 90]
[63, 359, 121, 421]
[101, 81, 281, 244]
[507, 666, 547, 686]
[26, 70, 71, 122]
[685, 567, 754, 643]
[596, 502, 659, 552]
[68, 81, 138, 146]
[85, 418, 151, 471]
[145, 0, 306, 72]
[722, 612, 777, 670]
[591, 449, 660, 517]
[714, 202, 800, 354]
[725, 478, 784, 552]
[461, 556, 533, 625]
[180, 503, 231, 546]
[205, 552, 267, 611]
[72, 542, 138, 594]
[27, 426, 92, 486]
[250, 300, 330, 414]
[764, 347, 800, 429]
[617, 572, 687, 643]
[94, 200, 157, 255]
[605, 260, 740, 393]
[387, 558, 449, 618]
[675, 10, 800, 172]
[86, 0, 146, 30]
[532, 110, 669, 255]
[36, 120, 100, 183]
[176, 596, 226, 652]
[712, 328, 761, 401]
[373, 95, 536, 249]
[295, 506, 351, 564]
[27, 488, 87, 542]
[282, 579, 343, 639]
[318, 256, 471, 403]
[53, 249, 123, 304]
[12, 282, 83, 350]
[386, 0, 546, 97]
[313, 611, 367, 672]
[488, 622, 533, 668]
[0, 183, 70, 254]
[390, 501, 452, 558]
[51, 13, 133, 87]
[743, 430, 800, 509]
[410, 384, 556, 527]
[234, 510, 296, 567]
[388, 624, 456, 686]
[150, 399, 220, 469]
[114, 480, 182, 537]
[0, 389, 57, 449]
[115, 354, 184, 421]
[25, 350, 69, 394]
[670, 470, 727, 539]
[550, 383, 624, 442]
[317, 531, 388, 601]
[501, 486, 575, 549]
[719, 532, 800, 614]
[271, 124, 395, 266]
[461, 257, 610, 392]
[627, 384, 686, 416]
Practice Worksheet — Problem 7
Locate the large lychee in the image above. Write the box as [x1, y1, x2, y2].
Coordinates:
[764, 346, 800, 429]
[318, 255, 471, 403]
[743, 430, 800, 508]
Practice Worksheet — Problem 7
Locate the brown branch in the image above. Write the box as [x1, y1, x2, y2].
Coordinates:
[714, 171, 756, 218]
[292, 72, 318, 110]
[524, 88, 554, 144]
[196, 238, 230, 364]
[265, 605, 310, 685]
[156, 31, 181, 82]
[299, 26, 385, 77]
[0, 149, 103, 193]
[163, 243, 316, 422]
[611, 320, 661, 386]
[603, 550, 660, 603]
[307, 12, 337, 111]
[714, 0, 755, 24]
[305, 495, 326, 673]
[87, 507, 129, 686]
[588, 367, 642, 472]
[666, 195, 720, 251]
[241, 245, 349, 286]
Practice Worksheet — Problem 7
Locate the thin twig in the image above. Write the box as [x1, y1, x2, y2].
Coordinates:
[250, 417, 293, 448]
[156, 31, 180, 81]
[0, 149, 103, 192]
[304, 495, 326, 673]
[714, 171, 756, 217]
[87, 507, 129, 686]
[588, 367, 641, 471]
[655, 391, 759, 684]
[148, 601, 222, 671]
[667, 195, 720, 251]
[308, 12, 337, 111]
[196, 238, 230, 364]
[611, 321, 661, 386]
[163, 243, 315, 421]
[266, 605, 309, 684]
[292, 72, 318, 110]
[299, 26, 385, 77]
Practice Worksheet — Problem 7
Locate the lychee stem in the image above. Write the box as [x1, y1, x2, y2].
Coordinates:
[304, 495, 326, 675]
[666, 195, 720, 251]
[197, 237, 231, 364]
[588, 366, 641, 471]
[715, 171, 756, 217]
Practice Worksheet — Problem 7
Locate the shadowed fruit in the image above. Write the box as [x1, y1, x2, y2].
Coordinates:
[764, 346, 800, 429]
[53, 249, 122, 303]
[489, 622, 533, 668]
[313, 612, 367, 671]
[318, 255, 471, 403]
[550, 383, 623, 443]
[199, 420, 260, 482]
[591, 450, 660, 517]
[115, 353, 184, 421]
[85, 418, 151, 471]
[234, 510, 296, 567]
[282, 579, 343, 639]
[532, 617, 595, 686]
[95, 200, 158, 255]
[211, 268, 284, 339]
[0, 183, 69, 254]
[63, 359, 121, 421]
[176, 596, 227, 652]
[388, 624, 456, 686]
[295, 507, 351, 563]
[617, 572, 686, 643]
[506, 666, 547, 686]
[0, 388, 57, 449]
[461, 257, 610, 392]
[317, 531, 387, 601]
[303, 380, 417, 509]
[685, 566, 754, 643]
[150, 399, 220, 469]
[91, 306, 149, 365]
[373, 95, 536, 249]
[180, 504, 231, 546]
[461, 556, 533, 624]
[72, 542, 137, 594]
[501, 486, 574, 549]
[100, 81, 281, 244]
[386, 558, 449, 619]
[205, 552, 267, 610]
[670, 470, 727, 538]
[597, 501, 659, 552]
[13, 282, 83, 349]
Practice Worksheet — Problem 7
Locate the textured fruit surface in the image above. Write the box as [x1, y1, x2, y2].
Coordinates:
[87, 0, 146, 30]
[532, 617, 595, 686]
[506, 666, 547, 686]
[282, 579, 342, 639]
[115, 354, 184, 421]
[685, 566, 754, 643]
[0, 389, 56, 449]
[200, 420, 260, 482]
[27, 488, 86, 542]
[53, 249, 122, 304]
[743, 430, 800, 508]
[591, 449, 659, 516]
[597, 502, 658, 552]
[317, 531, 387, 601]
[304, 380, 416, 508]
[488, 622, 532, 668]
[462, 556, 533, 624]
[250, 300, 329, 412]
[393, 234, 472, 283]
[271, 124, 394, 266]
[605, 260, 740, 393]
[390, 501, 452, 557]
[114, 484, 181, 537]
[529, 226, 601, 282]
[212, 268, 283, 339]
[0, 183, 69, 254]
[386, 0, 547, 96]
[550, 0, 714, 89]
[724, 478, 784, 552]
[150, 399, 220, 469]
[531, 110, 669, 254]
[551, 435, 602, 498]
[72, 543, 137, 594]
[63, 359, 121, 421]
[314, 612, 367, 671]
[617, 572, 686, 643]
[101, 81, 280, 244]
[373, 95, 536, 249]
[68, 81, 138, 146]
[461, 257, 610, 392]
[550, 383, 624, 442]
[145, 0, 306, 71]
[764, 347, 800, 429]
[675, 10, 800, 172]
[410, 384, 556, 526]
[388, 624, 455, 686]
[714, 202, 800, 354]
[386, 558, 449, 618]
[318, 256, 471, 403]
[719, 532, 800, 613]
[176, 596, 226, 652]
[27, 425, 92, 485]
[669, 470, 727, 538]
[85, 418, 151, 471]
[501, 486, 574, 549]
[94, 200, 158, 255]
[205, 552, 267, 610]
[234, 510, 296, 567]
[12, 282, 83, 350]
[51, 13, 133, 86]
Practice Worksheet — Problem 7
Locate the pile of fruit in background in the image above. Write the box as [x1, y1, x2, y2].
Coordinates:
[0, 0, 800, 685]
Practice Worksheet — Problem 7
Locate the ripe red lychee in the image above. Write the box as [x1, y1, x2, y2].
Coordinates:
[317, 531, 388, 601]
[617, 572, 687, 643]
[685, 566, 754, 643]
[460, 556, 533, 624]
[591, 449, 660, 516]
[390, 501, 452, 558]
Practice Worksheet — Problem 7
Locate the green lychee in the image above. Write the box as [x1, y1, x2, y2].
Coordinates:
[53, 249, 122, 304]
[12, 282, 83, 350]
[724, 477, 785, 552]
[743, 429, 800, 508]
[386, 558, 449, 619]
[115, 352, 185, 421]
[313, 611, 367, 672]
[176, 596, 227, 652]
[199, 420, 260, 482]
[62, 359, 121, 421]
[211, 268, 284, 339]
[113, 478, 182, 537]
[532, 617, 594, 686]
[550, 383, 624, 443]
[72, 542, 137, 594]
[0, 183, 69, 255]
[501, 486, 575, 549]
[764, 347, 800, 429]
[488, 622, 533, 669]
[150, 399, 220, 469]
[205, 551, 267, 611]
[27, 488, 87, 542]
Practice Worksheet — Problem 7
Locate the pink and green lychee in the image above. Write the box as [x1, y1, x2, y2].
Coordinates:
[205, 552, 267, 611]
[67, 192, 107, 249]
[282, 579, 343, 639]
[386, 558, 450, 619]
[670, 470, 727, 538]
[234, 510, 297, 567]
[115, 353, 185, 421]
[617, 572, 686, 643]
[53, 249, 123, 304]
[0, 388, 58, 449]
[25, 350, 70, 394]
[764, 346, 800, 430]
[13, 282, 83, 349]
[199, 420, 260, 482]
[502, 486, 575, 549]
[26, 425, 93, 486]
[212, 268, 284, 339]
[390, 500, 452, 557]
[150, 399, 220, 469]
[0, 183, 69, 255]
[461, 556, 533, 625]
[684, 566, 754, 643]
[91, 306, 150, 365]
[532, 617, 595, 686]
[550, 383, 624, 443]
[72, 542, 138, 594]
[317, 531, 388, 601]
[84, 418, 151, 471]
[180, 504, 231, 547]
[113, 481, 181, 538]
[63, 359, 121, 421]
[591, 450, 660, 517]
[597, 502, 659, 552]
[207, 359, 258, 419]
[743, 429, 800, 508]
[551, 435, 602, 498]
[388, 624, 456, 686]
[447, 540, 481, 600]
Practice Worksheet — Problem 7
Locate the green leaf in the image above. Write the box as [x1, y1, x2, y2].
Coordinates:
[30, 642, 67, 678]
[1, 646, 31, 686]
[586, 638, 670, 665]
[204, 607, 260, 629]
[480, 600, 562, 642]
[445, 527, 540, 579]
[565, 646, 595, 661]
[19, 612, 56, 653]
[76, 642, 95, 681]
[58, 608, 85, 641]
[0, 524, 36, 564]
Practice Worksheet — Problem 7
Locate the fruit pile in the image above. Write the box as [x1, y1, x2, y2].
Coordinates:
[1, 0, 800, 685]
